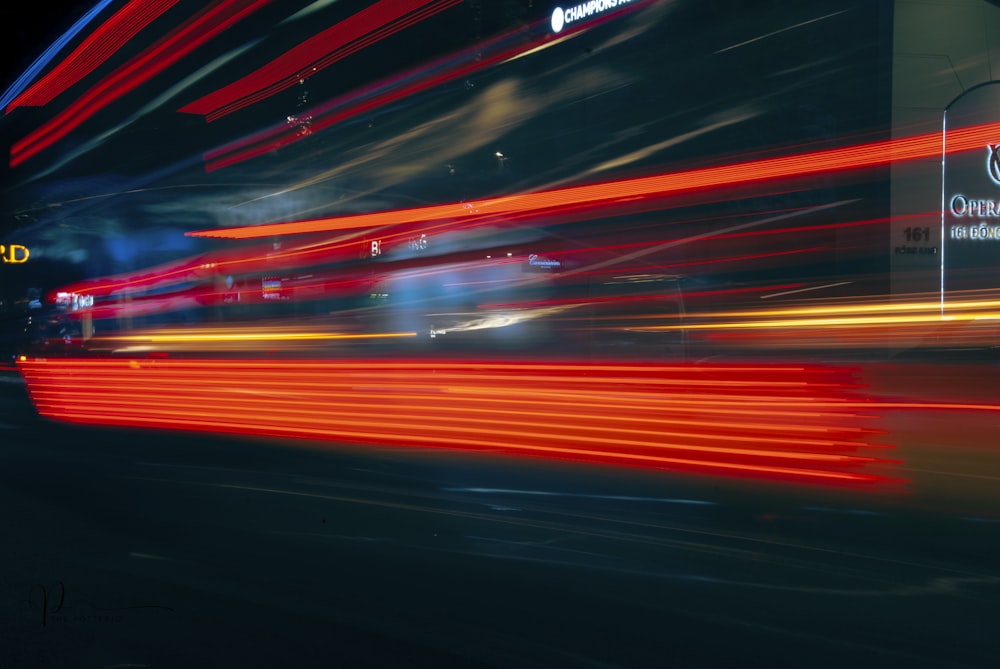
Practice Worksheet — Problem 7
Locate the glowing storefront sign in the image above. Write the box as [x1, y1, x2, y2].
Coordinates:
[0, 244, 30, 263]
[942, 82, 1000, 303]
[947, 194, 1000, 239]
[262, 276, 288, 300]
[551, 0, 634, 33]
[55, 291, 94, 310]
[527, 253, 562, 268]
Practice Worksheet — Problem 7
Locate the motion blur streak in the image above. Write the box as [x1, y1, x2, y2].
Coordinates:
[643, 293, 1000, 352]
[9, 0, 273, 168]
[644, 300, 1000, 330]
[17, 358, 900, 487]
[188, 121, 1000, 239]
[199, 11, 559, 171]
[0, 0, 115, 112]
[179, 0, 463, 122]
[5, 0, 179, 111]
[200, 0, 652, 171]
[95, 326, 419, 353]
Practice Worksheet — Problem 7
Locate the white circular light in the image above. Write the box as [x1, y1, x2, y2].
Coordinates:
[551, 7, 565, 33]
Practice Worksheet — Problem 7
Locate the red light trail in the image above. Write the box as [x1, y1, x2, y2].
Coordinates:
[18, 358, 900, 487]
[6, 0, 179, 112]
[199, 0, 655, 171]
[10, 0, 274, 168]
[199, 32, 538, 171]
[179, 0, 463, 122]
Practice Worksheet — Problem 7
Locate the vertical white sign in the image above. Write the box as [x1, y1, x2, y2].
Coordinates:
[942, 83, 1000, 308]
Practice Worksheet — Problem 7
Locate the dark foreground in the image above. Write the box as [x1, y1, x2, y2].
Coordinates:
[1, 364, 999, 669]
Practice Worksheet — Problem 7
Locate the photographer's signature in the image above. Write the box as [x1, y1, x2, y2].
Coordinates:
[20, 581, 173, 626]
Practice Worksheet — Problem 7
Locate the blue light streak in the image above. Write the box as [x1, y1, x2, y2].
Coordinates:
[1, 0, 115, 114]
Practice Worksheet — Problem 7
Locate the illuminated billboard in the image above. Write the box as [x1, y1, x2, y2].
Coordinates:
[942, 82, 1000, 302]
[0, 244, 30, 264]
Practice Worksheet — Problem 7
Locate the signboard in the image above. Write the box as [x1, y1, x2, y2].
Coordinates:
[942, 83, 1000, 303]
[551, 0, 635, 33]
[55, 292, 94, 311]
[0, 244, 29, 263]
[262, 276, 288, 300]
[524, 253, 562, 273]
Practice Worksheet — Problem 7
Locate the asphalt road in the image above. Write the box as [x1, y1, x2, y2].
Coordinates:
[1, 364, 999, 669]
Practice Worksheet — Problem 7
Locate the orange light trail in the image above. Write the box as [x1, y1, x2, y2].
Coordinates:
[185, 121, 994, 240]
[18, 358, 900, 487]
